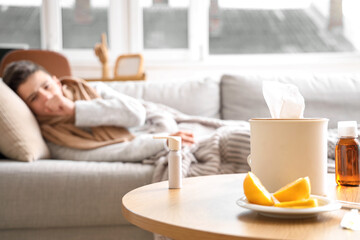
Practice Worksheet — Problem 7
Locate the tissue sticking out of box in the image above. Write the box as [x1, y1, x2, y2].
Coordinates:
[262, 81, 305, 118]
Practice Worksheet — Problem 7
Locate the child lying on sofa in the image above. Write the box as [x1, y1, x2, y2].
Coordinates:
[2, 60, 259, 182]
[3, 60, 195, 149]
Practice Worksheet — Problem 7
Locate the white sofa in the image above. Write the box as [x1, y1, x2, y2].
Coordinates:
[1, 73, 360, 240]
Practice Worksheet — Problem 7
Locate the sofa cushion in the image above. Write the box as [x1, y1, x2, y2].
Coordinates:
[100, 77, 220, 118]
[0, 160, 154, 229]
[0, 80, 50, 161]
[221, 74, 360, 128]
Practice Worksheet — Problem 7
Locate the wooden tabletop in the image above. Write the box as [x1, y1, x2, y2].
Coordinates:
[122, 174, 360, 240]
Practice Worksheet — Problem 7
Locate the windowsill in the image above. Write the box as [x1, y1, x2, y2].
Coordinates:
[64, 51, 360, 79]
[66, 51, 360, 65]
[147, 52, 360, 65]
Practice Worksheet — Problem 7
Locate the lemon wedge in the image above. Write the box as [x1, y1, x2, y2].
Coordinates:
[243, 172, 274, 206]
[273, 177, 311, 202]
[274, 198, 319, 208]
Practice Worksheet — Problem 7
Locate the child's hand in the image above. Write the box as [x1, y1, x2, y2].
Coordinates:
[44, 94, 75, 117]
[170, 131, 195, 146]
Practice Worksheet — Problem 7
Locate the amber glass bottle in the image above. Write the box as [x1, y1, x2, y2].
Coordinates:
[335, 121, 360, 186]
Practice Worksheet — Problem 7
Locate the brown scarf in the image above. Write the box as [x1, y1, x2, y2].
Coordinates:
[37, 77, 135, 149]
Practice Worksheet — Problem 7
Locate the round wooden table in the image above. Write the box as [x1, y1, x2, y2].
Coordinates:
[122, 174, 360, 240]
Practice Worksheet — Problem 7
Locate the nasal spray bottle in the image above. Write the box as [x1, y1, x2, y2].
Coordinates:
[153, 136, 182, 189]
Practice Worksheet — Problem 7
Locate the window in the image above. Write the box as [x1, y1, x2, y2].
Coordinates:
[133, 0, 360, 61]
[134, 0, 197, 61]
[0, 0, 359, 64]
[61, 0, 109, 49]
[0, 1, 41, 48]
[142, 0, 189, 49]
[208, 0, 358, 55]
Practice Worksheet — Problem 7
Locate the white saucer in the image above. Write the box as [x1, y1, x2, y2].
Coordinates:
[236, 195, 341, 219]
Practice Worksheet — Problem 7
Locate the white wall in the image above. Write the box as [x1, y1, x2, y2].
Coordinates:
[311, 0, 329, 18]
[343, 0, 360, 50]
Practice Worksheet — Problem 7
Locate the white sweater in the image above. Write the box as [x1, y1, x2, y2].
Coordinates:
[75, 82, 146, 130]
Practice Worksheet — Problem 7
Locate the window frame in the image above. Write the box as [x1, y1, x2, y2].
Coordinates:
[129, 0, 207, 62]
[39, 0, 360, 67]
[42, 0, 127, 65]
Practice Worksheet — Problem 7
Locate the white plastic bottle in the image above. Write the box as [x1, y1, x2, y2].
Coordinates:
[153, 136, 182, 189]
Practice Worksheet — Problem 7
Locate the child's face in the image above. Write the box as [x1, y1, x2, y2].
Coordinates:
[17, 70, 64, 116]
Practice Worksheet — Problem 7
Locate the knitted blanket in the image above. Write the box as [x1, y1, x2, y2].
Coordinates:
[141, 101, 339, 183]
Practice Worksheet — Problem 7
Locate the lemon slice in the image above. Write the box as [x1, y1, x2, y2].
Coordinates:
[243, 172, 274, 206]
[274, 198, 319, 208]
[273, 176, 311, 202]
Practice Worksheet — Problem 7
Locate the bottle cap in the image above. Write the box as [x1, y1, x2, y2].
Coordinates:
[338, 121, 358, 138]
[153, 136, 181, 150]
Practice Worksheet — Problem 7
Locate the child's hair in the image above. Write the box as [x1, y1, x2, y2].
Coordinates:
[3, 60, 47, 92]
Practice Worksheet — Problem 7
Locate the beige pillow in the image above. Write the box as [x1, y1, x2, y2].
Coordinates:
[0, 79, 50, 161]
